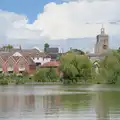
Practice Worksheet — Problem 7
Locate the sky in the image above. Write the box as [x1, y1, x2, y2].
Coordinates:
[0, 0, 120, 52]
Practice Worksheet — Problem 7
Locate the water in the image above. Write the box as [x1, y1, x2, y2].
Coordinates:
[0, 85, 120, 120]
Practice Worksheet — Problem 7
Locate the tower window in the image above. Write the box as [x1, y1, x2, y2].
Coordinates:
[103, 45, 107, 49]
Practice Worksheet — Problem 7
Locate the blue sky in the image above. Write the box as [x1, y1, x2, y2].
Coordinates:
[0, 0, 120, 52]
[0, 0, 62, 23]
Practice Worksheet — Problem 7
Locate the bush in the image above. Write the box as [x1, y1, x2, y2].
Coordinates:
[0, 79, 8, 85]
[34, 68, 59, 82]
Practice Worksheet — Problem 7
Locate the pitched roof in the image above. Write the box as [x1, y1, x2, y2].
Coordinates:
[23, 56, 36, 66]
[0, 52, 13, 62]
[41, 61, 60, 67]
[19, 49, 47, 57]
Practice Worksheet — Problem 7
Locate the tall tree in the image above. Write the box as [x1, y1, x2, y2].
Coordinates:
[44, 43, 50, 52]
[59, 53, 92, 84]
[2, 44, 13, 52]
[7, 44, 13, 52]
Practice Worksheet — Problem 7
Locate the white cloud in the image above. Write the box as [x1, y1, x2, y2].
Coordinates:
[0, 0, 120, 50]
[32, 0, 120, 39]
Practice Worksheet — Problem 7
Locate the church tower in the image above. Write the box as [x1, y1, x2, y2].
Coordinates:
[95, 25, 109, 54]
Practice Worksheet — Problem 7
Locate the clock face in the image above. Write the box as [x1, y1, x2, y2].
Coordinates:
[103, 45, 107, 49]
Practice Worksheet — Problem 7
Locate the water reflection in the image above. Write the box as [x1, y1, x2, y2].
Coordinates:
[94, 92, 109, 120]
[0, 85, 120, 120]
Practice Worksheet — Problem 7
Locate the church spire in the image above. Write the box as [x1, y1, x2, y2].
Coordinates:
[101, 24, 105, 34]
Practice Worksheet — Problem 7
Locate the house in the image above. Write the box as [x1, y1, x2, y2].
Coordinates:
[0, 52, 36, 74]
[12, 48, 51, 66]
[41, 61, 60, 75]
[0, 46, 52, 66]
[46, 47, 62, 60]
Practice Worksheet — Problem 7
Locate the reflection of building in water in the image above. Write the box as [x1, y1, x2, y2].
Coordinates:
[95, 92, 109, 120]
[0, 94, 35, 116]
[43, 95, 61, 114]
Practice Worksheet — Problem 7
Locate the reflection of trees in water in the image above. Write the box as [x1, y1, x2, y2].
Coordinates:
[94, 92, 109, 120]
[60, 94, 91, 110]
[94, 91, 120, 120]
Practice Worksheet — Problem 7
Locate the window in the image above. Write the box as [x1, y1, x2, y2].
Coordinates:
[36, 63, 41, 66]
[19, 63, 24, 68]
[8, 71, 13, 73]
[9, 64, 13, 68]
[103, 45, 107, 49]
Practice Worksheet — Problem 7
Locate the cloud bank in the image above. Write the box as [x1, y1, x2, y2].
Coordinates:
[0, 0, 120, 51]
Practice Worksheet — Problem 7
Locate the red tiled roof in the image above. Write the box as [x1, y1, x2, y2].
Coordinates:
[0, 52, 12, 62]
[23, 56, 36, 66]
[41, 61, 60, 67]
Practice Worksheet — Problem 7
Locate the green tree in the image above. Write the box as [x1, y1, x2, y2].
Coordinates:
[44, 43, 50, 52]
[66, 49, 85, 55]
[2, 44, 13, 52]
[59, 53, 92, 84]
[98, 50, 120, 84]
[7, 44, 13, 51]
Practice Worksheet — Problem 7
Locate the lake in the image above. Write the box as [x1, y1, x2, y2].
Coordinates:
[0, 85, 120, 120]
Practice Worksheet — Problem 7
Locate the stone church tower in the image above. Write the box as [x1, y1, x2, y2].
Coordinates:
[95, 26, 109, 54]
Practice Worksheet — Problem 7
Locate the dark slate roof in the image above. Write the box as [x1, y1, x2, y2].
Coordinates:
[46, 47, 59, 53]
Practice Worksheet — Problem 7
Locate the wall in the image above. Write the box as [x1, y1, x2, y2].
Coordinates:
[32, 57, 51, 65]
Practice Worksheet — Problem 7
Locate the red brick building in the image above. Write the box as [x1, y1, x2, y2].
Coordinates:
[0, 52, 36, 74]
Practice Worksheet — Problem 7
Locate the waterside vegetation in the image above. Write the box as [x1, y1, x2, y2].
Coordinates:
[1, 49, 120, 85]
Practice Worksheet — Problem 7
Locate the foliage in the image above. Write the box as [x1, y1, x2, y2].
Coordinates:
[59, 53, 92, 84]
[2, 44, 13, 52]
[98, 50, 120, 84]
[44, 43, 50, 52]
[0, 73, 30, 85]
[66, 49, 85, 55]
[0, 79, 8, 85]
[34, 68, 59, 82]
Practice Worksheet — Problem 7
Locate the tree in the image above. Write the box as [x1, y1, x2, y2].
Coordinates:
[2, 44, 13, 52]
[7, 44, 13, 52]
[98, 50, 120, 84]
[59, 53, 92, 84]
[44, 43, 50, 52]
[66, 49, 85, 55]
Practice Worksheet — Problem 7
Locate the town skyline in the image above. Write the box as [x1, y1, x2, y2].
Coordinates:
[0, 0, 120, 52]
